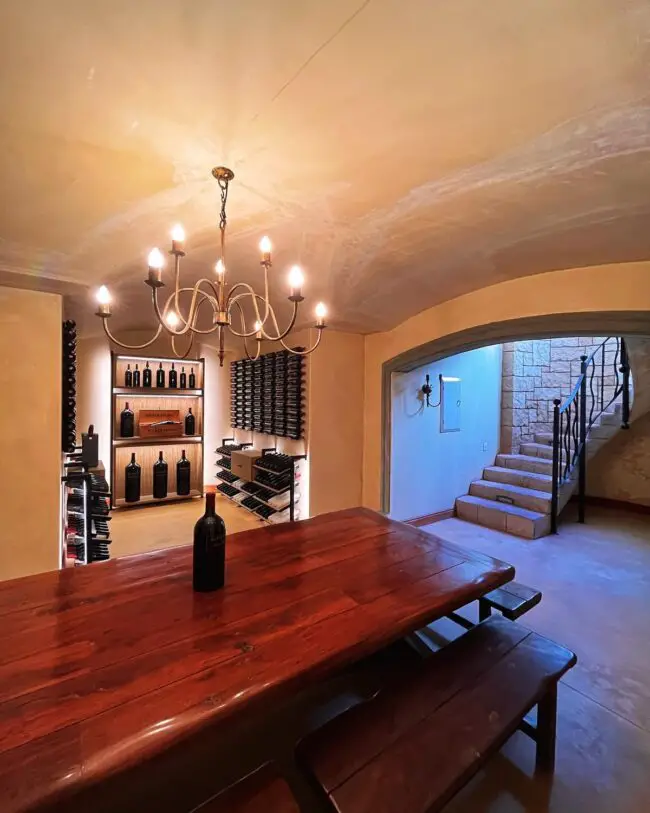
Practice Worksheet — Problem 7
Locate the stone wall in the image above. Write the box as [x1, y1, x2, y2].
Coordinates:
[500, 337, 619, 453]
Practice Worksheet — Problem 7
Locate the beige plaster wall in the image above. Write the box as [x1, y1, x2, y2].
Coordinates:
[308, 330, 364, 516]
[0, 287, 61, 580]
[363, 262, 650, 511]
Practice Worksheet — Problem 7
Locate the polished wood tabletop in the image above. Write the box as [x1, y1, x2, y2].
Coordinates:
[0, 507, 514, 813]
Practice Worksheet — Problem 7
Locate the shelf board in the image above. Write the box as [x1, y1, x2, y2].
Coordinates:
[113, 387, 203, 397]
[113, 436, 203, 447]
[114, 490, 202, 509]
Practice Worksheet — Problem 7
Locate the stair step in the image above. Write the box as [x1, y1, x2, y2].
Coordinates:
[495, 454, 553, 475]
[520, 442, 554, 460]
[469, 479, 551, 514]
[534, 432, 554, 446]
[483, 466, 553, 493]
[455, 495, 551, 539]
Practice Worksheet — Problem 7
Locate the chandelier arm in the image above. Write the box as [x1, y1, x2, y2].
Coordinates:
[155, 286, 205, 337]
[171, 329, 195, 360]
[226, 284, 265, 338]
[279, 327, 325, 356]
[225, 287, 298, 341]
[100, 316, 164, 349]
[231, 299, 261, 361]
[163, 278, 219, 334]
[177, 286, 224, 335]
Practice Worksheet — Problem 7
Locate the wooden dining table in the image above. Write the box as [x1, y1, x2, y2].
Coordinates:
[0, 507, 514, 813]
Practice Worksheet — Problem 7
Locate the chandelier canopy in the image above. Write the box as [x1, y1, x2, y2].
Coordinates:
[94, 167, 327, 366]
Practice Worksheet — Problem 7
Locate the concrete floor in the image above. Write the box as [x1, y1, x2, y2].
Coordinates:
[424, 506, 650, 813]
[108, 501, 650, 811]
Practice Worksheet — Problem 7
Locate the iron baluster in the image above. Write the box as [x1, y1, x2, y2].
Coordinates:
[621, 339, 630, 429]
[578, 355, 588, 524]
[551, 399, 561, 534]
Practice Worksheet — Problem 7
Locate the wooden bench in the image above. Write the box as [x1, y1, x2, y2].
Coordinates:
[447, 581, 542, 630]
[190, 763, 299, 813]
[297, 616, 576, 813]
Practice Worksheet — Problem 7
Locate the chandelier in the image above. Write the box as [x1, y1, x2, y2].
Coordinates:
[94, 166, 327, 366]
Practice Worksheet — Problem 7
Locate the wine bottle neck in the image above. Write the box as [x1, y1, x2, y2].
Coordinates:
[205, 493, 216, 516]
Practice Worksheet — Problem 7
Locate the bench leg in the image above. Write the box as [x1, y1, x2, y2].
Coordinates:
[535, 685, 558, 773]
[478, 598, 492, 622]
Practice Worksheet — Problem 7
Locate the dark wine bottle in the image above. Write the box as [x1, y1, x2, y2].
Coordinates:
[133, 363, 141, 387]
[180, 366, 187, 388]
[156, 362, 165, 388]
[124, 453, 141, 502]
[169, 363, 178, 389]
[193, 492, 226, 592]
[189, 367, 196, 388]
[125, 364, 132, 387]
[143, 361, 152, 387]
[153, 451, 168, 499]
[176, 450, 191, 496]
[120, 402, 134, 438]
[184, 407, 195, 436]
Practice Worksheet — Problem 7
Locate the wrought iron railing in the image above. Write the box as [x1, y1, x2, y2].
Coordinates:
[550, 337, 630, 533]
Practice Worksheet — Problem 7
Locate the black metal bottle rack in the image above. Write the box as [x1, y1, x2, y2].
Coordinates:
[214, 440, 304, 524]
[62, 454, 112, 565]
[231, 350, 305, 439]
[61, 320, 77, 453]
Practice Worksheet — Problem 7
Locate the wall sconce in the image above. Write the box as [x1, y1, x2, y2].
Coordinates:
[421, 374, 442, 408]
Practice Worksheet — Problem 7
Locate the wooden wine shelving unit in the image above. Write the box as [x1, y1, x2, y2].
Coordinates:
[110, 353, 205, 510]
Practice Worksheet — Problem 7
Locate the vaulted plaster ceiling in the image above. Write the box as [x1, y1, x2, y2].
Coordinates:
[0, 0, 649, 338]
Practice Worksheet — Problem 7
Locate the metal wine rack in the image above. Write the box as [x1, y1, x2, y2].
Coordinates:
[215, 441, 304, 524]
[62, 454, 112, 565]
[230, 350, 304, 439]
[61, 320, 77, 453]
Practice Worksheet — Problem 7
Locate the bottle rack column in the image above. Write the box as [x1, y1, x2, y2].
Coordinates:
[62, 456, 112, 565]
[110, 353, 205, 509]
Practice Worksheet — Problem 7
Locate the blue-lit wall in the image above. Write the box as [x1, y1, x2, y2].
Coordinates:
[389, 344, 502, 521]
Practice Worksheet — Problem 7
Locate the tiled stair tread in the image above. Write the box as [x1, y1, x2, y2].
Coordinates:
[484, 466, 552, 485]
[496, 453, 553, 469]
[470, 479, 551, 502]
[520, 442, 554, 457]
[456, 495, 546, 521]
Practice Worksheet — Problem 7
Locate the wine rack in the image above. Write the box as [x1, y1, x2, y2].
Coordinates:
[110, 353, 205, 509]
[62, 454, 112, 565]
[61, 320, 77, 453]
[214, 439, 304, 525]
[231, 350, 305, 439]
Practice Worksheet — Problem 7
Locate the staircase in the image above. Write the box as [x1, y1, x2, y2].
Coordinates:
[455, 337, 631, 539]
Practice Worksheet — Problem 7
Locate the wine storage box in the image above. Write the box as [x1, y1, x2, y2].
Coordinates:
[231, 448, 261, 482]
[138, 409, 183, 439]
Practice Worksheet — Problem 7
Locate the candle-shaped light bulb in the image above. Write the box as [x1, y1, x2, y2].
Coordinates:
[288, 264, 304, 290]
[215, 259, 225, 276]
[315, 302, 327, 326]
[95, 285, 112, 316]
[148, 247, 164, 269]
[171, 224, 185, 254]
[166, 310, 180, 328]
[259, 235, 272, 264]
[96, 285, 111, 305]
[254, 320, 262, 340]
